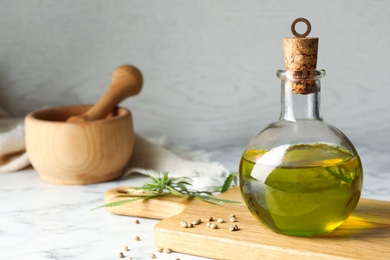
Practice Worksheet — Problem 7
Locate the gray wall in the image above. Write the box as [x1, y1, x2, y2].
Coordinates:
[0, 0, 389, 149]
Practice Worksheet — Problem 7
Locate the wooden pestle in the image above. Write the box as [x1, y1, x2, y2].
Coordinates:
[67, 64, 143, 122]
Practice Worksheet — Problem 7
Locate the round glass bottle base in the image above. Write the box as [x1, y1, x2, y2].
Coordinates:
[239, 143, 363, 237]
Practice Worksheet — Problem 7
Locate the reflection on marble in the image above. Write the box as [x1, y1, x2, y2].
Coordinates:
[0, 144, 389, 260]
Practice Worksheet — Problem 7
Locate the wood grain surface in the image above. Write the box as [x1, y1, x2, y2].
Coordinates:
[105, 186, 390, 260]
[25, 106, 134, 185]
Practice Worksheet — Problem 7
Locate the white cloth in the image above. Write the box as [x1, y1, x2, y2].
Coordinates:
[0, 108, 30, 173]
[0, 108, 228, 188]
[126, 134, 229, 189]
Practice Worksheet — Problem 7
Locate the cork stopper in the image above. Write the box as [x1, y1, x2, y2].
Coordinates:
[283, 18, 319, 94]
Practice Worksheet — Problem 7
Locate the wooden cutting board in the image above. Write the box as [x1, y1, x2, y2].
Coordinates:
[105, 186, 390, 260]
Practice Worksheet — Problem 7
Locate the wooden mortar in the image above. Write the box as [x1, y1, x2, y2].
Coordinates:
[25, 65, 143, 185]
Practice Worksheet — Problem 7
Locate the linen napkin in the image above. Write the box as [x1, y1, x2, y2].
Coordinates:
[0, 108, 30, 173]
[126, 134, 229, 189]
[0, 107, 228, 188]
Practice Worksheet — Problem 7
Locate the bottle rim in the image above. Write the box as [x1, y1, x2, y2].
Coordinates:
[277, 69, 326, 80]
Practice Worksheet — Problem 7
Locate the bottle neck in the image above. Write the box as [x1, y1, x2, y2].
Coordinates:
[277, 70, 325, 122]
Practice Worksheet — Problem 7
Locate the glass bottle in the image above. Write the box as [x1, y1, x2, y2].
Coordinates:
[239, 18, 363, 237]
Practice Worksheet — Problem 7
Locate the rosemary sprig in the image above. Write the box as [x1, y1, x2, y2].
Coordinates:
[95, 172, 241, 210]
[214, 171, 238, 193]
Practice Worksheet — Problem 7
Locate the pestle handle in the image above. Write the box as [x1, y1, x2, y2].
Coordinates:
[67, 65, 143, 122]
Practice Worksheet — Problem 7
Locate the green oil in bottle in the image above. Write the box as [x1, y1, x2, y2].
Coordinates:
[239, 143, 363, 236]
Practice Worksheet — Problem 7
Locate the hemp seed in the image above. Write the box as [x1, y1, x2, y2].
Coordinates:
[209, 223, 218, 229]
[229, 217, 237, 222]
[118, 252, 125, 258]
[229, 224, 239, 231]
[163, 248, 172, 254]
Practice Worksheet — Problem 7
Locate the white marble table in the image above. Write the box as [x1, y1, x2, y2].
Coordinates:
[1, 143, 389, 260]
